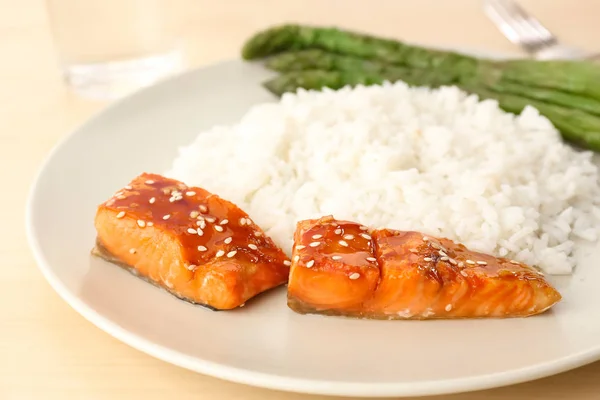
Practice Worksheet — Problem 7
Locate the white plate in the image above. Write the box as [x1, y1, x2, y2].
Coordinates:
[26, 57, 600, 398]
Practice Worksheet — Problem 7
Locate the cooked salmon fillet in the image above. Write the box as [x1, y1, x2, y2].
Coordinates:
[92, 173, 290, 310]
[288, 216, 562, 319]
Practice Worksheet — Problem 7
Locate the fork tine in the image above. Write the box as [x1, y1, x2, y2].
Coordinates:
[483, 0, 523, 44]
[502, 0, 557, 45]
[484, 0, 557, 52]
[485, 0, 539, 49]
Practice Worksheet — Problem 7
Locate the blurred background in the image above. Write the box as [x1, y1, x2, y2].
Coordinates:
[2, 1, 599, 399]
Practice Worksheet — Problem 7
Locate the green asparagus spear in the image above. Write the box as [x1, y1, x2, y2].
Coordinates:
[241, 25, 306, 60]
[263, 68, 468, 97]
[243, 24, 479, 82]
[495, 59, 600, 101]
[480, 79, 600, 117]
[265, 49, 386, 72]
[265, 49, 473, 88]
[263, 70, 386, 96]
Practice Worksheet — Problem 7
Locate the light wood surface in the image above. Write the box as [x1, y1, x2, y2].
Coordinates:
[2, 0, 600, 399]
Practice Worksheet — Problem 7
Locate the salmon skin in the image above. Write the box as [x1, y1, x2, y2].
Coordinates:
[288, 216, 562, 319]
[92, 173, 290, 310]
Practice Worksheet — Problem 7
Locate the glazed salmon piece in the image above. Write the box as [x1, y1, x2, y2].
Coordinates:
[366, 229, 561, 318]
[287, 216, 379, 316]
[287, 216, 562, 319]
[93, 173, 290, 310]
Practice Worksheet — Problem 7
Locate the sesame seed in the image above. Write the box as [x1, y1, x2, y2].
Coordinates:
[359, 226, 368, 231]
[254, 231, 262, 237]
[145, 180, 154, 184]
[214, 225, 224, 232]
[449, 258, 458, 265]
[366, 257, 377, 262]
[295, 245, 306, 250]
[124, 185, 132, 190]
[147, 222, 154, 227]
[431, 242, 441, 250]
[332, 255, 342, 260]
[422, 236, 429, 241]
[162, 214, 170, 220]
[439, 250, 447, 257]
[309, 242, 321, 247]
[283, 260, 292, 266]
[197, 228, 203, 236]
[477, 261, 488, 265]
[409, 248, 418, 253]
[343, 234, 355, 240]
[186, 264, 197, 271]
[294, 255, 300, 262]
[334, 229, 342, 235]
[239, 218, 247, 226]
[466, 260, 476, 265]
[137, 220, 146, 228]
[246, 218, 253, 225]
[215, 250, 225, 258]
[248, 244, 258, 250]
[460, 271, 468, 277]
[196, 220, 205, 227]
[440, 256, 449, 261]
[227, 250, 237, 258]
[224, 237, 232, 244]
[149, 197, 156, 204]
[117, 195, 126, 200]
[186, 191, 196, 196]
[306, 260, 315, 268]
[349, 272, 360, 280]
[129, 248, 136, 254]
[190, 211, 199, 218]
[187, 228, 196, 234]
[205, 216, 216, 223]
[198, 246, 207, 252]
[312, 234, 323, 240]
[458, 261, 465, 267]
[423, 257, 432, 262]
[220, 219, 229, 225]
[339, 240, 349, 247]
[445, 304, 452, 312]
[510, 260, 520, 265]
[116, 211, 125, 219]
[360, 233, 371, 240]
[199, 205, 208, 213]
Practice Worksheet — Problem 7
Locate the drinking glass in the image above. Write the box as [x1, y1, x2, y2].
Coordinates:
[46, 0, 185, 100]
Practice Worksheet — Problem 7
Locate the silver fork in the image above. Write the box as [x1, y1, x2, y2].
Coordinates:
[483, 0, 590, 60]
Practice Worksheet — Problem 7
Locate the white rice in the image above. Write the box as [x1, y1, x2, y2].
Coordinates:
[165, 81, 600, 275]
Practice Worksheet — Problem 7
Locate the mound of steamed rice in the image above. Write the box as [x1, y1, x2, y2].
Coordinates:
[165, 82, 600, 275]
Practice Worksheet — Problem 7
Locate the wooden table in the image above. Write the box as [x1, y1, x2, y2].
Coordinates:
[2, 0, 599, 398]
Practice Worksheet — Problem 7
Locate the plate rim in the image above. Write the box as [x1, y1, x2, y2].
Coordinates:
[25, 56, 600, 397]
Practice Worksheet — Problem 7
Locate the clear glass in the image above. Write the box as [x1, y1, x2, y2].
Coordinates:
[46, 0, 185, 100]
